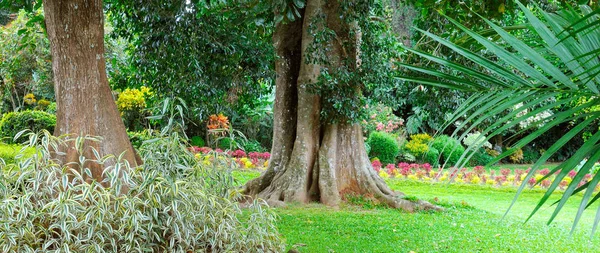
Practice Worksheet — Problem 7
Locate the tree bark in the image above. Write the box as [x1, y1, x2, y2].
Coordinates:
[245, 0, 438, 212]
[43, 0, 140, 182]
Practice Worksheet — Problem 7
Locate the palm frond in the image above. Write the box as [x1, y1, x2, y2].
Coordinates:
[398, 1, 600, 234]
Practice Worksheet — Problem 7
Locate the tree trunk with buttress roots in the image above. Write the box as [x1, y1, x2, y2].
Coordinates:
[245, 0, 439, 212]
[43, 0, 141, 183]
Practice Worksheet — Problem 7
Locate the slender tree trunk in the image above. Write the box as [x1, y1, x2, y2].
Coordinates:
[43, 0, 141, 182]
[245, 0, 438, 212]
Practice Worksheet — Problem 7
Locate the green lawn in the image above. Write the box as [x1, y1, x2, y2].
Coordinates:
[234, 170, 600, 252]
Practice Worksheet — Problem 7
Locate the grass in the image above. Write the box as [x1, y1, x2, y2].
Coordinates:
[234, 170, 600, 252]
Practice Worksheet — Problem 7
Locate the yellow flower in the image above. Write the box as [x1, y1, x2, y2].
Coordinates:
[439, 176, 448, 182]
[203, 160, 211, 165]
[263, 161, 269, 167]
[563, 176, 572, 185]
[486, 179, 495, 185]
[501, 181, 510, 187]
[24, 93, 36, 105]
[379, 171, 390, 179]
[407, 174, 418, 181]
[244, 161, 254, 169]
[455, 178, 464, 184]
[471, 176, 481, 184]
[507, 175, 516, 182]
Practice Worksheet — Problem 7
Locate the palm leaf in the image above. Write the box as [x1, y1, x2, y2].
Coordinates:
[398, 1, 600, 234]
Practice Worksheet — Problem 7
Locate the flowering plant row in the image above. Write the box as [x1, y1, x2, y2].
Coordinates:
[189, 146, 270, 169]
[372, 160, 597, 191]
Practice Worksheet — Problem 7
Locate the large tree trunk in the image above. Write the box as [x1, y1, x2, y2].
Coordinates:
[245, 0, 438, 212]
[43, 0, 140, 182]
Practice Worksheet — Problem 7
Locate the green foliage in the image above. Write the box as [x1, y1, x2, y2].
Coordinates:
[0, 143, 35, 166]
[0, 110, 55, 143]
[190, 135, 205, 147]
[471, 148, 496, 166]
[431, 135, 465, 166]
[0, 10, 53, 113]
[243, 139, 266, 153]
[106, 0, 274, 127]
[425, 147, 440, 167]
[218, 137, 237, 151]
[0, 131, 284, 251]
[367, 131, 400, 164]
[522, 146, 541, 164]
[127, 129, 154, 149]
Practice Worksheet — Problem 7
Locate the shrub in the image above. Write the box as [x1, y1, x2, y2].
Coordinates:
[509, 148, 524, 164]
[470, 148, 496, 166]
[0, 131, 284, 252]
[0, 110, 56, 143]
[522, 146, 541, 164]
[218, 137, 238, 150]
[243, 139, 265, 152]
[116, 87, 153, 130]
[404, 133, 432, 156]
[367, 131, 400, 164]
[425, 147, 440, 167]
[0, 143, 36, 166]
[190, 135, 205, 147]
[431, 135, 465, 166]
[127, 129, 155, 149]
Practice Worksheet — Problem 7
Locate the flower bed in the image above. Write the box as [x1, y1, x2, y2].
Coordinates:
[372, 160, 597, 191]
[189, 146, 270, 169]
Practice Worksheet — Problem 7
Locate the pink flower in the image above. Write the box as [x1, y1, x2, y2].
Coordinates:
[261, 152, 271, 160]
[376, 122, 384, 131]
[386, 164, 397, 176]
[372, 160, 382, 172]
[474, 166, 485, 176]
[400, 167, 411, 177]
[231, 149, 247, 158]
[528, 177, 537, 187]
[541, 179, 551, 188]
[538, 169, 550, 176]
[500, 169, 511, 177]
[568, 170, 577, 178]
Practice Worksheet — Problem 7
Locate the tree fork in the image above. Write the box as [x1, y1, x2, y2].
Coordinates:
[245, 0, 440, 212]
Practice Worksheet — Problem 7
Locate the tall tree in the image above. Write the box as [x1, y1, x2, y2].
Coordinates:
[43, 0, 140, 181]
[244, 0, 436, 211]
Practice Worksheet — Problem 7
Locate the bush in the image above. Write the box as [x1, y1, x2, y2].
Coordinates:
[190, 135, 205, 147]
[522, 146, 541, 164]
[0, 110, 56, 143]
[509, 148, 524, 164]
[431, 135, 465, 166]
[0, 132, 284, 252]
[470, 148, 496, 166]
[243, 139, 265, 152]
[127, 129, 155, 149]
[367, 131, 400, 164]
[0, 143, 36, 165]
[218, 137, 238, 150]
[425, 147, 440, 167]
[404, 133, 432, 156]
